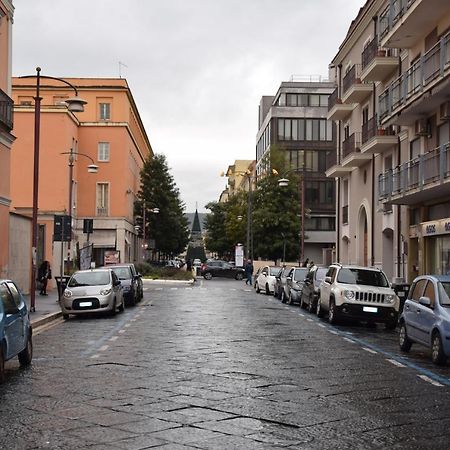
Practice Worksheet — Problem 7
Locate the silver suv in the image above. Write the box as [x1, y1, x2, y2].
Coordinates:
[317, 264, 399, 329]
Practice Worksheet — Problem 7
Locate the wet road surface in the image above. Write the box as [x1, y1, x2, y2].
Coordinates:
[1, 278, 450, 449]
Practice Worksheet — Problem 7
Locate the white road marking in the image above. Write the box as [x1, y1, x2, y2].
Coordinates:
[418, 375, 444, 387]
[386, 359, 406, 368]
[343, 337, 355, 343]
[307, 318, 313, 322]
[328, 330, 339, 335]
[317, 324, 326, 328]
[362, 347, 377, 354]
[170, 287, 178, 290]
[155, 288, 163, 291]
[124, 324, 130, 328]
[90, 354, 100, 359]
[131, 319, 137, 322]
[299, 314, 305, 317]
[99, 345, 109, 352]
[119, 329, 126, 334]
[108, 336, 118, 342]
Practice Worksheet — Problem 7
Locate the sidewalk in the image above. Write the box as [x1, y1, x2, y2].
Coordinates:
[24, 289, 62, 328]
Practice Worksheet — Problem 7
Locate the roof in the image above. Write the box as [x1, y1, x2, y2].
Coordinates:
[191, 209, 202, 233]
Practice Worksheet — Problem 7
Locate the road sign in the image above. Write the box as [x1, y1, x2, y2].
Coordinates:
[53, 215, 71, 242]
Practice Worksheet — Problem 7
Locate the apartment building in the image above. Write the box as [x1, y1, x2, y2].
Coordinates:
[0, 1, 14, 280]
[256, 80, 336, 264]
[10, 77, 153, 279]
[327, 0, 450, 281]
[221, 160, 255, 197]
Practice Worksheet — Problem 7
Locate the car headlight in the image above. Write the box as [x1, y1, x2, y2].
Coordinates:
[100, 288, 112, 296]
[63, 289, 72, 298]
[385, 294, 395, 304]
[344, 290, 355, 300]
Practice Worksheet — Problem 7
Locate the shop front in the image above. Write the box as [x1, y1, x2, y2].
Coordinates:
[422, 219, 450, 275]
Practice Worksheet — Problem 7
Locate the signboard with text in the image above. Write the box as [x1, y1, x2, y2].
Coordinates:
[104, 250, 120, 265]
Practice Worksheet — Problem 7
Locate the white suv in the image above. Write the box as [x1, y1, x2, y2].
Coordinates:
[317, 264, 399, 329]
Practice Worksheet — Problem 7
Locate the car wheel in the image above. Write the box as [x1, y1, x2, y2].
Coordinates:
[399, 322, 412, 352]
[110, 299, 117, 316]
[316, 297, 324, 318]
[265, 284, 271, 295]
[0, 346, 5, 384]
[204, 272, 213, 280]
[431, 331, 447, 365]
[281, 289, 286, 303]
[118, 298, 125, 313]
[235, 273, 243, 281]
[256, 283, 261, 293]
[63, 314, 70, 320]
[18, 333, 33, 366]
[328, 299, 339, 324]
[300, 294, 306, 309]
[307, 294, 315, 313]
[129, 292, 136, 307]
[287, 291, 293, 305]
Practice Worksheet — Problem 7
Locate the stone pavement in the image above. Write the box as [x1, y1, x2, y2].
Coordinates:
[25, 288, 62, 328]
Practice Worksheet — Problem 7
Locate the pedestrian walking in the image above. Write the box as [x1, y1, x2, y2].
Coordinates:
[302, 258, 309, 267]
[244, 259, 254, 285]
[37, 260, 52, 295]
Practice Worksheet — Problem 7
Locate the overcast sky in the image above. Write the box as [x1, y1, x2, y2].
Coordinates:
[12, 0, 363, 213]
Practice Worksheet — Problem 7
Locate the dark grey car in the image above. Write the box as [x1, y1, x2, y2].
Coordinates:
[275, 266, 295, 302]
[286, 267, 309, 305]
[109, 264, 141, 306]
[300, 266, 328, 313]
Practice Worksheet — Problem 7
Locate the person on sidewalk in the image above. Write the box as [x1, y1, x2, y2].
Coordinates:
[38, 261, 52, 295]
[244, 259, 254, 285]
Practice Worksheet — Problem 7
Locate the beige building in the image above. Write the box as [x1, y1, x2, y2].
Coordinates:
[327, 0, 450, 282]
[220, 160, 255, 200]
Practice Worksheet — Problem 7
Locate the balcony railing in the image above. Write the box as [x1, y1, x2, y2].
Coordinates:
[342, 133, 361, 159]
[326, 150, 337, 170]
[379, 0, 417, 41]
[379, 30, 450, 121]
[378, 142, 450, 200]
[96, 206, 109, 216]
[343, 65, 360, 95]
[328, 87, 340, 111]
[0, 88, 14, 131]
[342, 205, 349, 225]
[361, 37, 398, 70]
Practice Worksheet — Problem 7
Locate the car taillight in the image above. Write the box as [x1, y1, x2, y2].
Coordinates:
[201, 264, 206, 271]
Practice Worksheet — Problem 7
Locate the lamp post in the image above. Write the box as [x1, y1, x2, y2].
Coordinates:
[24, 68, 87, 312]
[140, 202, 159, 260]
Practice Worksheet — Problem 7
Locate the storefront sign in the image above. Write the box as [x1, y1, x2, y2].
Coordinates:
[422, 219, 450, 237]
[104, 250, 120, 265]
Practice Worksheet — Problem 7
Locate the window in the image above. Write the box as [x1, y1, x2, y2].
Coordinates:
[410, 279, 427, 302]
[277, 118, 333, 142]
[6, 282, 22, 307]
[98, 142, 110, 161]
[99, 103, 111, 120]
[0, 284, 18, 314]
[96, 183, 109, 216]
[423, 281, 436, 307]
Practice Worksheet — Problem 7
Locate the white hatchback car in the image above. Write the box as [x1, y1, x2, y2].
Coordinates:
[61, 268, 124, 319]
[255, 265, 282, 295]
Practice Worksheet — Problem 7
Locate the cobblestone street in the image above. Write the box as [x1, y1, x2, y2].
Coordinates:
[2, 279, 450, 449]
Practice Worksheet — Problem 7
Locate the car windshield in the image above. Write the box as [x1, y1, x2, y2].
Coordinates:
[316, 267, 327, 281]
[68, 271, 110, 287]
[294, 269, 308, 281]
[269, 267, 281, 276]
[336, 268, 389, 287]
[112, 267, 132, 280]
[439, 282, 450, 306]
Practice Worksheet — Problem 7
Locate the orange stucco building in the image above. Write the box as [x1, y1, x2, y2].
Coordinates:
[0, 1, 14, 280]
[10, 76, 153, 283]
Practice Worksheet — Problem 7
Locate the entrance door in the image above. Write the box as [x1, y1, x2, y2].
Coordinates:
[363, 215, 368, 267]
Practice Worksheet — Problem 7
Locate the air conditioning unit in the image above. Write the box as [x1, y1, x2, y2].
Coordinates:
[415, 118, 429, 136]
[440, 102, 450, 121]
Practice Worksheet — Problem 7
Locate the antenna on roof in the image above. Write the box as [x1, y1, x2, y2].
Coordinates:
[119, 61, 128, 78]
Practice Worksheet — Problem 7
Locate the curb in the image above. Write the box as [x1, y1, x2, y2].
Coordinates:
[143, 278, 195, 284]
[31, 311, 62, 329]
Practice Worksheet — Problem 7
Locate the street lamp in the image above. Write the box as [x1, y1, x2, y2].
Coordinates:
[23, 67, 87, 312]
[139, 203, 159, 260]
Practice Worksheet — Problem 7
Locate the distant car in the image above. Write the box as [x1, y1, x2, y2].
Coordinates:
[201, 260, 245, 280]
[193, 259, 202, 267]
[109, 264, 141, 306]
[61, 269, 125, 319]
[399, 275, 450, 365]
[274, 266, 294, 302]
[286, 267, 309, 305]
[255, 265, 282, 295]
[0, 280, 33, 383]
[300, 266, 328, 312]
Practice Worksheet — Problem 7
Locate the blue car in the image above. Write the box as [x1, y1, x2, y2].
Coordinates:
[399, 275, 450, 365]
[0, 279, 33, 382]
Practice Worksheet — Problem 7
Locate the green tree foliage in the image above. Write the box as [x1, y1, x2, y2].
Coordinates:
[135, 154, 190, 257]
[204, 201, 235, 258]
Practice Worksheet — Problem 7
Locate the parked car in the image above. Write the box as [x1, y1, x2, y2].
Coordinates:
[317, 264, 399, 328]
[300, 266, 328, 312]
[109, 264, 141, 306]
[274, 266, 294, 301]
[193, 258, 202, 267]
[286, 267, 309, 305]
[201, 260, 245, 280]
[399, 275, 450, 365]
[61, 269, 125, 319]
[0, 280, 33, 383]
[255, 265, 282, 295]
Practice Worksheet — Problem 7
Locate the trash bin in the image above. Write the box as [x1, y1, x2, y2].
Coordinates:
[55, 275, 71, 301]
[392, 282, 410, 314]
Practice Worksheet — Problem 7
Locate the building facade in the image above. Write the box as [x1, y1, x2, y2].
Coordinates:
[0, 0, 14, 279]
[256, 80, 336, 264]
[10, 77, 153, 283]
[327, 0, 450, 282]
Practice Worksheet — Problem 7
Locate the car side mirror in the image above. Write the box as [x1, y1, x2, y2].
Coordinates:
[114, 280, 121, 286]
[324, 276, 332, 284]
[419, 296, 432, 307]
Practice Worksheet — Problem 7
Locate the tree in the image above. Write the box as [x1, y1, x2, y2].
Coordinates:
[135, 154, 189, 259]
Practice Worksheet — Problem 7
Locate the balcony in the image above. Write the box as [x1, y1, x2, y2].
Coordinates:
[327, 87, 354, 121]
[379, 31, 450, 125]
[360, 116, 397, 155]
[378, 142, 450, 205]
[0, 88, 14, 132]
[325, 149, 353, 178]
[360, 38, 399, 83]
[341, 65, 373, 104]
[341, 133, 372, 167]
[379, 0, 449, 49]
[96, 207, 109, 216]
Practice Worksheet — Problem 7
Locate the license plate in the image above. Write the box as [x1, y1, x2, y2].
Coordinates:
[79, 301, 92, 307]
[363, 306, 378, 313]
